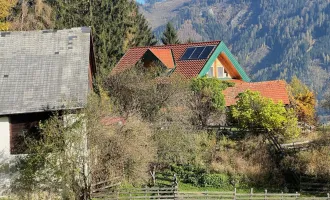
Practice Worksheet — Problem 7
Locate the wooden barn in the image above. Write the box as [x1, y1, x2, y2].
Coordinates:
[0, 27, 95, 159]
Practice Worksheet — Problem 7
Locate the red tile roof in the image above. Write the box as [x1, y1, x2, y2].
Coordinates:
[112, 41, 221, 78]
[223, 80, 290, 106]
[149, 49, 175, 69]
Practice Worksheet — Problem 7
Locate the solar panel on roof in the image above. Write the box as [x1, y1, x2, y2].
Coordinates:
[181, 45, 216, 60]
[189, 47, 205, 59]
[181, 47, 196, 60]
[198, 46, 215, 59]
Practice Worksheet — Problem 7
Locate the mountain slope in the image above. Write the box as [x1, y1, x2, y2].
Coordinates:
[139, 0, 330, 118]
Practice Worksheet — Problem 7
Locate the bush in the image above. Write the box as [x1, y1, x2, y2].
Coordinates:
[190, 77, 234, 127]
[230, 90, 300, 140]
[202, 173, 230, 188]
[284, 145, 330, 179]
[170, 164, 232, 188]
[171, 164, 206, 186]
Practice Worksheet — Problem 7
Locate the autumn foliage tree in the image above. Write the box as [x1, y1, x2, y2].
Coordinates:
[0, 0, 16, 30]
[288, 76, 316, 125]
[9, 0, 53, 31]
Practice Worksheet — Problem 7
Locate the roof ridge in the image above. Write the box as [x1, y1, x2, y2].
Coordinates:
[0, 27, 91, 34]
[238, 80, 286, 84]
[130, 40, 222, 49]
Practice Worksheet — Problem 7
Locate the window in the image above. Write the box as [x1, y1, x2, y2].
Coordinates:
[217, 66, 224, 78]
[224, 69, 230, 78]
[207, 67, 214, 77]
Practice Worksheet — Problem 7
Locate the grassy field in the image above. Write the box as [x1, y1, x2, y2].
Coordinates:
[178, 182, 266, 193]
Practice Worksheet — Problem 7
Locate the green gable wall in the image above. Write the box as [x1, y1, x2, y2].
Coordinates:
[198, 42, 251, 82]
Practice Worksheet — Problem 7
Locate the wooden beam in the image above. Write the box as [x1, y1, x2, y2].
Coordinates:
[218, 52, 242, 80]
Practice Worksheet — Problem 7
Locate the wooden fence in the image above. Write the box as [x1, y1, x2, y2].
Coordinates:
[91, 187, 330, 200]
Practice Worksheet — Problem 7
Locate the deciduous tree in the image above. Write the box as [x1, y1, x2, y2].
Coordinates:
[288, 76, 316, 125]
[190, 77, 233, 127]
[9, 0, 53, 31]
[0, 0, 16, 30]
[230, 90, 299, 139]
[107, 65, 191, 123]
[12, 95, 156, 199]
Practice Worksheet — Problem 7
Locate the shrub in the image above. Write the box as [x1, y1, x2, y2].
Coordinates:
[190, 77, 234, 127]
[230, 90, 300, 140]
[202, 173, 230, 188]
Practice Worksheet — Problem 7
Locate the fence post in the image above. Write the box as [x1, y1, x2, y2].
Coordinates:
[157, 188, 160, 200]
[264, 189, 267, 200]
[145, 186, 147, 200]
[174, 185, 178, 200]
[250, 188, 253, 200]
[281, 191, 283, 200]
[173, 174, 178, 187]
[327, 193, 330, 200]
[234, 188, 237, 200]
[296, 191, 299, 199]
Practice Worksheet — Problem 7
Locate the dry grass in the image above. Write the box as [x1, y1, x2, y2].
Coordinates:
[209, 135, 284, 186]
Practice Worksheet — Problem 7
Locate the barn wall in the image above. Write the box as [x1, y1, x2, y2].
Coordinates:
[0, 117, 10, 195]
[0, 117, 10, 158]
[10, 112, 52, 154]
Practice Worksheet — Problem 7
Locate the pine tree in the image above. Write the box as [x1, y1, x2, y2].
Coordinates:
[186, 38, 195, 43]
[51, 0, 156, 75]
[161, 22, 180, 45]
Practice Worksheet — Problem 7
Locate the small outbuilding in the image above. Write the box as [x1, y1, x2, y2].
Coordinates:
[0, 27, 95, 158]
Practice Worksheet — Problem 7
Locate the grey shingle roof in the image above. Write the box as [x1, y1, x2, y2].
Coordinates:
[0, 27, 91, 115]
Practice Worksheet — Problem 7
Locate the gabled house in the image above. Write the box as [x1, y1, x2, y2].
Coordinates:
[113, 41, 290, 106]
[113, 41, 251, 81]
[0, 27, 96, 158]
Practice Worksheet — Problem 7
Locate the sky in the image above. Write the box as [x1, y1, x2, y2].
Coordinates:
[136, 0, 145, 4]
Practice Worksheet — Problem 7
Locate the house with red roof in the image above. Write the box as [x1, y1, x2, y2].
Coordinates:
[113, 41, 290, 106]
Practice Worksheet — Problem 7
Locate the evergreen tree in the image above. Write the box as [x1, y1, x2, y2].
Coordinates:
[186, 38, 195, 43]
[161, 22, 180, 45]
[50, 0, 156, 75]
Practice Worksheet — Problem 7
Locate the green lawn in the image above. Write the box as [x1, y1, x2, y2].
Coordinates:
[178, 182, 269, 193]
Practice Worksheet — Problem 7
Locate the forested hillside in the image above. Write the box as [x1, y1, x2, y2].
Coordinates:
[139, 0, 330, 118]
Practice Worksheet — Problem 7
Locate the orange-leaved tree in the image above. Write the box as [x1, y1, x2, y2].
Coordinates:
[288, 76, 316, 125]
[0, 0, 16, 30]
